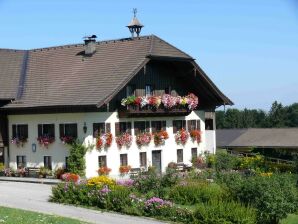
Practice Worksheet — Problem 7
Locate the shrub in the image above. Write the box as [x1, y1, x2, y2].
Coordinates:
[161, 167, 179, 188]
[215, 150, 240, 171]
[61, 173, 80, 183]
[239, 155, 265, 171]
[87, 176, 115, 187]
[194, 201, 257, 224]
[132, 168, 161, 195]
[106, 185, 132, 212]
[169, 181, 226, 205]
[143, 197, 172, 217]
[67, 141, 88, 176]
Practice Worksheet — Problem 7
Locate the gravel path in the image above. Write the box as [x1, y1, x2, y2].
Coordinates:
[0, 181, 167, 224]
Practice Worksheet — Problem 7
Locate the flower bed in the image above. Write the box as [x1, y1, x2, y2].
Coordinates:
[153, 130, 169, 146]
[116, 133, 132, 148]
[96, 132, 113, 150]
[175, 128, 189, 145]
[121, 93, 199, 111]
[136, 132, 152, 147]
[37, 136, 55, 148]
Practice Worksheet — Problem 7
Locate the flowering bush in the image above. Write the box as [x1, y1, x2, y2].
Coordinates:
[96, 132, 113, 150]
[116, 133, 132, 148]
[121, 93, 199, 111]
[37, 136, 55, 148]
[190, 130, 201, 143]
[144, 197, 173, 216]
[153, 130, 169, 146]
[116, 178, 134, 187]
[60, 136, 75, 144]
[98, 166, 112, 176]
[175, 128, 189, 145]
[61, 173, 80, 183]
[87, 176, 115, 187]
[119, 165, 131, 175]
[11, 137, 27, 147]
[136, 132, 152, 147]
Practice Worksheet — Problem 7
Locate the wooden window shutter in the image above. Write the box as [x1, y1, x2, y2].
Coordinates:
[151, 121, 156, 133]
[173, 120, 177, 133]
[59, 124, 64, 138]
[162, 121, 166, 131]
[105, 123, 111, 133]
[127, 122, 132, 134]
[12, 125, 16, 138]
[145, 121, 150, 133]
[187, 120, 192, 132]
[115, 122, 120, 136]
[182, 120, 186, 129]
[197, 120, 201, 130]
[38, 124, 42, 137]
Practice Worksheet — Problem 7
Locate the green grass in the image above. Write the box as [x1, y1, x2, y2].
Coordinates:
[0, 206, 89, 224]
[281, 214, 298, 224]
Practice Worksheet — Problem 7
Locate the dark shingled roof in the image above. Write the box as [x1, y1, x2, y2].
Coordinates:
[217, 128, 298, 148]
[0, 35, 232, 109]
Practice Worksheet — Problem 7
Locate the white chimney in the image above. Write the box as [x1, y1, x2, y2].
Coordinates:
[84, 35, 97, 55]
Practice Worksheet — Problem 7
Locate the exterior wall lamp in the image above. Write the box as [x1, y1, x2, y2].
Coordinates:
[83, 122, 87, 134]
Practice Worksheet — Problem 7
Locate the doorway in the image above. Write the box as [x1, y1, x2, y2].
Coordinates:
[152, 150, 162, 173]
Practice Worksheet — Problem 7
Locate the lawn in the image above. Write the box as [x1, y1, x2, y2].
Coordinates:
[281, 214, 298, 224]
[0, 206, 88, 224]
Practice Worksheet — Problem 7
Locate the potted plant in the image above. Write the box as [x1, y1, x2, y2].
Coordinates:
[153, 130, 169, 146]
[16, 167, 26, 177]
[11, 137, 27, 147]
[136, 132, 152, 147]
[39, 166, 51, 178]
[98, 166, 112, 176]
[190, 130, 202, 143]
[96, 132, 113, 150]
[60, 136, 75, 145]
[0, 163, 5, 176]
[54, 167, 65, 179]
[175, 128, 189, 145]
[116, 133, 132, 148]
[119, 165, 131, 176]
[37, 135, 55, 148]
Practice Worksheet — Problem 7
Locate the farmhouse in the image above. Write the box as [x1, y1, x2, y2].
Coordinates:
[0, 18, 232, 177]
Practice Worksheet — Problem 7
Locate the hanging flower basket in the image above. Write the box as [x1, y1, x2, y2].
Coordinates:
[11, 137, 27, 147]
[96, 132, 113, 150]
[175, 128, 189, 145]
[60, 136, 75, 145]
[37, 136, 55, 148]
[136, 132, 152, 147]
[154, 130, 169, 146]
[98, 166, 112, 176]
[116, 133, 132, 148]
[190, 130, 202, 143]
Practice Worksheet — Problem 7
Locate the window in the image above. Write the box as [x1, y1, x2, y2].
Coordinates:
[44, 156, 52, 170]
[151, 121, 166, 133]
[38, 124, 55, 138]
[115, 122, 131, 136]
[140, 152, 147, 167]
[187, 120, 201, 131]
[12, 124, 28, 140]
[16, 156, 26, 168]
[172, 120, 186, 133]
[177, 149, 183, 163]
[205, 119, 214, 130]
[191, 148, 198, 159]
[98, 156, 107, 168]
[93, 123, 111, 137]
[145, 85, 153, 97]
[59, 123, 77, 139]
[165, 86, 171, 94]
[126, 85, 135, 97]
[120, 154, 128, 166]
[134, 121, 150, 135]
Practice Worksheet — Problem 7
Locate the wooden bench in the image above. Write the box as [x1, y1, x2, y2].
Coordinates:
[26, 167, 40, 177]
[130, 168, 141, 177]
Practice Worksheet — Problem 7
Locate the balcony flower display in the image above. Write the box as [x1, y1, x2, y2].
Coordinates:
[119, 165, 131, 175]
[98, 166, 112, 176]
[121, 93, 199, 110]
[136, 132, 152, 147]
[190, 130, 202, 143]
[96, 132, 113, 150]
[116, 132, 132, 148]
[60, 136, 75, 145]
[175, 128, 189, 145]
[154, 130, 169, 146]
[11, 137, 27, 147]
[37, 135, 55, 148]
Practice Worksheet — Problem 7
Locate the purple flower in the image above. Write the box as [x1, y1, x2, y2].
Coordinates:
[100, 185, 111, 194]
[116, 179, 134, 187]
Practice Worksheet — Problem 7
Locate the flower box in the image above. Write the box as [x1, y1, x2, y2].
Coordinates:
[37, 136, 55, 148]
[119, 165, 131, 175]
[136, 132, 152, 147]
[175, 128, 189, 145]
[60, 136, 75, 145]
[98, 166, 111, 176]
[116, 133, 132, 148]
[11, 137, 27, 147]
[190, 130, 202, 143]
[96, 132, 113, 150]
[153, 130, 169, 146]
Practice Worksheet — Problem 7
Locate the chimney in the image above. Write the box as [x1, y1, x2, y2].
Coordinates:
[84, 35, 97, 55]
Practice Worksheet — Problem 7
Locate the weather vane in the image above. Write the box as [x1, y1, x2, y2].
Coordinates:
[133, 8, 137, 18]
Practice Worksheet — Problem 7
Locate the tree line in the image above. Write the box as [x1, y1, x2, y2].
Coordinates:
[216, 101, 298, 129]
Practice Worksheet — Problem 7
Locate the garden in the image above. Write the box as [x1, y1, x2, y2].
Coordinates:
[49, 148, 298, 224]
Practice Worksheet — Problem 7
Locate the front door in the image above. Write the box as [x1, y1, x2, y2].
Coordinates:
[152, 150, 162, 173]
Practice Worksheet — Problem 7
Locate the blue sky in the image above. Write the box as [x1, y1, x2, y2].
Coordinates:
[0, 0, 297, 110]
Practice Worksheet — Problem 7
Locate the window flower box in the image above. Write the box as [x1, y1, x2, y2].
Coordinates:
[60, 136, 75, 145]
[136, 132, 152, 147]
[98, 166, 112, 176]
[37, 136, 55, 148]
[153, 130, 169, 146]
[119, 165, 131, 175]
[190, 130, 202, 143]
[175, 128, 189, 145]
[11, 137, 27, 147]
[116, 133, 132, 148]
[96, 132, 113, 150]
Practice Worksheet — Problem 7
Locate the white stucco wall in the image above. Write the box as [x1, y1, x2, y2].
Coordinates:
[8, 110, 207, 178]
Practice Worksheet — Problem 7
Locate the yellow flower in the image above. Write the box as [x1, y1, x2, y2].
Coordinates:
[87, 176, 115, 187]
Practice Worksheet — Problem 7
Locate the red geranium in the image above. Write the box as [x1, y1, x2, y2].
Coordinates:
[98, 166, 112, 175]
[190, 130, 201, 143]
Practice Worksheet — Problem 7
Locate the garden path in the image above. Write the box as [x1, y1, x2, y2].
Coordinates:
[0, 181, 167, 224]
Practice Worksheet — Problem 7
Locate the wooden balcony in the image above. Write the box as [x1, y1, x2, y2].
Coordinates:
[118, 105, 191, 118]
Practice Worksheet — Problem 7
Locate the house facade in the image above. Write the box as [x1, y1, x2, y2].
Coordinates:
[0, 33, 232, 177]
